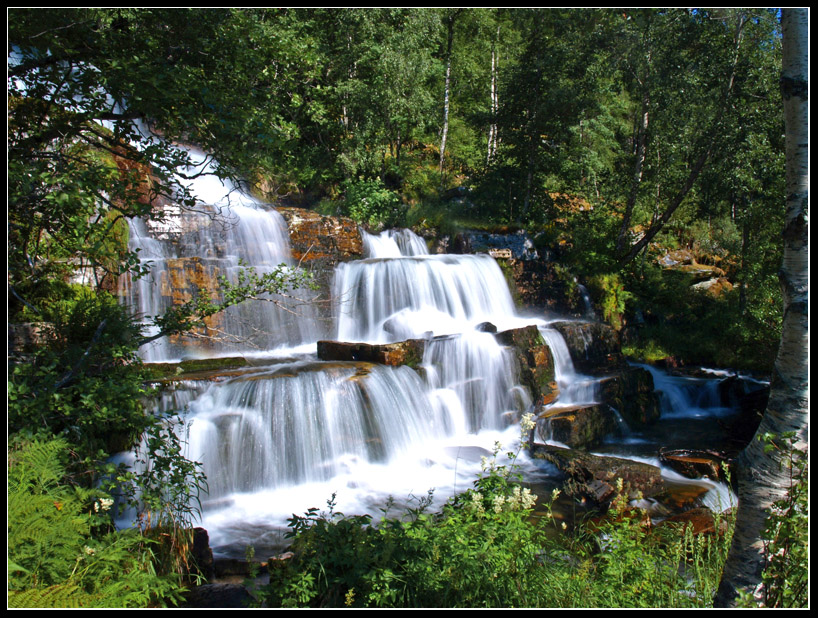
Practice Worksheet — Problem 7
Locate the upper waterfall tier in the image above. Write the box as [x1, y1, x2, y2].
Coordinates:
[121, 203, 325, 362]
[333, 253, 520, 344]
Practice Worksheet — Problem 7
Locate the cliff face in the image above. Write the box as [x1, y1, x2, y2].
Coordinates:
[275, 207, 364, 312]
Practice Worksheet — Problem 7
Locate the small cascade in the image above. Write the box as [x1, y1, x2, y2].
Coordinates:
[422, 332, 532, 433]
[639, 364, 730, 418]
[333, 253, 519, 344]
[186, 363, 453, 498]
[363, 229, 429, 258]
[538, 325, 599, 406]
[120, 150, 323, 362]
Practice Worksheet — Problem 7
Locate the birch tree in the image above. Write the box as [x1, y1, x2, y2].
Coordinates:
[714, 7, 809, 606]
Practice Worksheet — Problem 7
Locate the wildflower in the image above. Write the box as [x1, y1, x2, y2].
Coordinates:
[84, 546, 96, 555]
[492, 494, 506, 514]
[520, 487, 537, 509]
[469, 491, 485, 515]
[520, 412, 536, 433]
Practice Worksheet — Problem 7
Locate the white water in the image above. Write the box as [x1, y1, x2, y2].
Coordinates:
[120, 151, 324, 362]
[124, 172, 742, 556]
[638, 364, 732, 419]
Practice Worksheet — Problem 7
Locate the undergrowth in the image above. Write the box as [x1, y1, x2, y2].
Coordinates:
[257, 415, 735, 608]
[7, 437, 189, 608]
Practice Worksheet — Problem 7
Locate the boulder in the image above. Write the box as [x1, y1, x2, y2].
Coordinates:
[598, 365, 662, 428]
[658, 448, 729, 481]
[549, 320, 625, 374]
[495, 325, 558, 405]
[538, 403, 619, 449]
[530, 444, 666, 506]
[317, 338, 426, 368]
[502, 259, 588, 317]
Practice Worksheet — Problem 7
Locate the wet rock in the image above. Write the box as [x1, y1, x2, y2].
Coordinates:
[549, 320, 625, 374]
[530, 444, 666, 506]
[495, 325, 557, 405]
[538, 404, 618, 449]
[142, 356, 257, 382]
[317, 339, 426, 368]
[276, 207, 364, 308]
[191, 527, 216, 582]
[598, 365, 661, 428]
[182, 583, 255, 608]
[659, 448, 729, 481]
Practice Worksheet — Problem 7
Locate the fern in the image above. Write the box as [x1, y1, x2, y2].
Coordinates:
[7, 437, 187, 608]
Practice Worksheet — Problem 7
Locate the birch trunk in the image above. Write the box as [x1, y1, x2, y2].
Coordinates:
[714, 7, 809, 606]
[439, 12, 456, 176]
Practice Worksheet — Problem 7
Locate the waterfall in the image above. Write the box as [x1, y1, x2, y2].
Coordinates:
[639, 364, 731, 418]
[125, 192, 739, 557]
[120, 150, 323, 362]
[333, 253, 520, 344]
[363, 229, 429, 258]
[538, 325, 599, 406]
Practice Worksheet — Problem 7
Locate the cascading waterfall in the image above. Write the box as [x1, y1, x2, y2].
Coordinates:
[333, 253, 522, 344]
[125, 174, 742, 555]
[120, 152, 323, 362]
[538, 325, 600, 407]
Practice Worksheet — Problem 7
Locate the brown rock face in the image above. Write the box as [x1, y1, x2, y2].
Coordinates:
[539, 403, 619, 449]
[495, 325, 558, 405]
[275, 207, 365, 312]
[317, 339, 426, 368]
[276, 207, 363, 264]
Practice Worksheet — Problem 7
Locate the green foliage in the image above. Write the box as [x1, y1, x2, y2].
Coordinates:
[340, 178, 405, 228]
[621, 260, 780, 371]
[8, 437, 187, 608]
[260, 417, 733, 608]
[8, 290, 149, 455]
[587, 273, 632, 331]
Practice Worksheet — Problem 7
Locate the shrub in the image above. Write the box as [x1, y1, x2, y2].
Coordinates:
[341, 177, 404, 228]
[260, 415, 734, 608]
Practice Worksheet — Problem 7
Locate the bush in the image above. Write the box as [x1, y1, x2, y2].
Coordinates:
[259, 416, 734, 608]
[341, 177, 404, 228]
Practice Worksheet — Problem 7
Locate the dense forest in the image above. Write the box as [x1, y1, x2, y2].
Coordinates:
[7, 8, 807, 609]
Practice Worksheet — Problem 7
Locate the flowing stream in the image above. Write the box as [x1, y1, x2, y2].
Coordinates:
[124, 184, 746, 558]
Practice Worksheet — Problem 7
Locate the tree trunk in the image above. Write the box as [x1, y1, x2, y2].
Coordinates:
[714, 8, 809, 606]
[487, 24, 500, 165]
[616, 85, 650, 253]
[439, 11, 458, 177]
